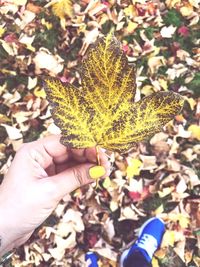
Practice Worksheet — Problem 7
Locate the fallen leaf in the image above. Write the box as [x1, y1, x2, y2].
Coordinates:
[188, 124, 200, 140]
[119, 206, 138, 220]
[188, 0, 200, 8]
[169, 213, 190, 229]
[0, 40, 17, 56]
[110, 200, 118, 212]
[26, 3, 43, 14]
[0, 26, 6, 38]
[127, 179, 150, 202]
[51, 0, 73, 19]
[178, 26, 190, 37]
[154, 204, 164, 215]
[13, 0, 27, 5]
[125, 21, 138, 33]
[34, 87, 46, 98]
[34, 49, 64, 75]
[0, 114, 10, 123]
[174, 240, 186, 262]
[1, 124, 22, 140]
[158, 187, 174, 198]
[15, 10, 36, 30]
[104, 219, 115, 240]
[148, 56, 166, 73]
[176, 179, 187, 194]
[27, 77, 37, 90]
[126, 158, 143, 178]
[160, 25, 177, 38]
[150, 132, 168, 145]
[162, 230, 175, 247]
[180, 4, 194, 17]
[139, 155, 157, 170]
[62, 209, 84, 232]
[152, 257, 160, 267]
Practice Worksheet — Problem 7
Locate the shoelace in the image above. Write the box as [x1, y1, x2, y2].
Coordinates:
[136, 233, 158, 258]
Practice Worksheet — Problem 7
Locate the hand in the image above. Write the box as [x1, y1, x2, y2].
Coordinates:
[0, 135, 110, 256]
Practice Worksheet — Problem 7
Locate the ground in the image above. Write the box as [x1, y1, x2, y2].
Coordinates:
[0, 1, 200, 266]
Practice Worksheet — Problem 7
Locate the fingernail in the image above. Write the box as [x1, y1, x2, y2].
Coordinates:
[89, 166, 106, 179]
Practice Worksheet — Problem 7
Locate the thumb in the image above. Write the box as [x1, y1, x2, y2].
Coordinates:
[48, 163, 106, 199]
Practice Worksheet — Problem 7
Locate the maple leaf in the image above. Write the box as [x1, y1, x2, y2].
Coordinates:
[178, 25, 190, 37]
[51, 0, 73, 19]
[44, 34, 184, 153]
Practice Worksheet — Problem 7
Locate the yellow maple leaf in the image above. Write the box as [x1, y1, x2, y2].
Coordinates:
[166, 0, 181, 8]
[169, 213, 190, 228]
[188, 124, 200, 141]
[126, 158, 143, 178]
[0, 26, 6, 38]
[152, 257, 160, 267]
[34, 87, 46, 98]
[126, 21, 138, 33]
[180, 4, 194, 17]
[162, 230, 175, 247]
[44, 34, 184, 153]
[52, 0, 73, 19]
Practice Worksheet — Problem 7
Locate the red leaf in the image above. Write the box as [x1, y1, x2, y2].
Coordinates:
[128, 186, 150, 202]
[178, 26, 190, 37]
[4, 33, 18, 43]
[86, 232, 99, 248]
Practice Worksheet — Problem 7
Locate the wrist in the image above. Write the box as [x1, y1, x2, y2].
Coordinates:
[0, 190, 18, 257]
[0, 209, 16, 257]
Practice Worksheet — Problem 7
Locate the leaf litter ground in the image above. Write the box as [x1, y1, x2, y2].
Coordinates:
[0, 1, 200, 266]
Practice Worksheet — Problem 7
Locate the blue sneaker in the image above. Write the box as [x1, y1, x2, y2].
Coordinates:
[85, 252, 99, 267]
[120, 217, 165, 266]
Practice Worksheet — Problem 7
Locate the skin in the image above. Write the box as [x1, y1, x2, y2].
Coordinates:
[0, 135, 110, 257]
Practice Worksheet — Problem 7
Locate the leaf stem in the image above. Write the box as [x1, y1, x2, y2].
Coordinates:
[95, 145, 101, 189]
[96, 145, 101, 166]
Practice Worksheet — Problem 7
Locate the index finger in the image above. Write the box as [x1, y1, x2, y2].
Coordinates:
[36, 134, 69, 163]
[32, 135, 110, 168]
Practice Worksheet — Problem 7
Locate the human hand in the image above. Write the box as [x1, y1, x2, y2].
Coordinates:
[0, 135, 110, 256]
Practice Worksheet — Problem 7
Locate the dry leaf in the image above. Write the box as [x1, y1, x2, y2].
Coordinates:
[34, 49, 64, 75]
[13, 0, 27, 5]
[51, 0, 73, 19]
[176, 179, 187, 194]
[0, 114, 10, 124]
[148, 56, 166, 73]
[34, 87, 46, 99]
[126, 158, 143, 178]
[174, 240, 186, 262]
[1, 124, 22, 140]
[27, 77, 37, 90]
[26, 3, 43, 14]
[44, 34, 184, 153]
[119, 206, 138, 221]
[160, 25, 177, 38]
[180, 4, 194, 17]
[126, 21, 138, 33]
[188, 124, 200, 140]
[152, 257, 160, 267]
[0, 26, 6, 38]
[162, 230, 175, 247]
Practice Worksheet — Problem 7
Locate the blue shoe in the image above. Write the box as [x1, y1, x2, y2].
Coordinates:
[120, 217, 165, 266]
[85, 252, 99, 267]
